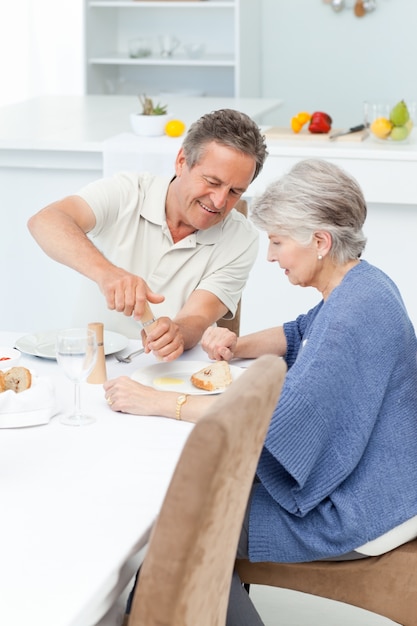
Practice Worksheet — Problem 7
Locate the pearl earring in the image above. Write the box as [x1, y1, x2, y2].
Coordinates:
[318, 254, 323, 260]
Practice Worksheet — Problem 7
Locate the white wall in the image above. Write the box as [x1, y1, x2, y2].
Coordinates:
[1, 0, 415, 124]
[0, 0, 83, 107]
[260, 0, 417, 128]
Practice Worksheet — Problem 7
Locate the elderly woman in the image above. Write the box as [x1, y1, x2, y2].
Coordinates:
[106, 159, 417, 625]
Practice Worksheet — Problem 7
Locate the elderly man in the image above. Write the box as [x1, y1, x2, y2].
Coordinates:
[28, 109, 267, 361]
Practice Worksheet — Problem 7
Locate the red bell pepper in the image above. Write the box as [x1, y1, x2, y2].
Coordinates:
[308, 112, 332, 134]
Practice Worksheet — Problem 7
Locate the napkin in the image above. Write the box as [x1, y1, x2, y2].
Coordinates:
[0, 374, 58, 428]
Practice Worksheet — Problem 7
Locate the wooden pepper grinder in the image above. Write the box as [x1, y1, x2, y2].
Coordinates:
[139, 302, 162, 360]
[87, 322, 107, 384]
[140, 302, 158, 336]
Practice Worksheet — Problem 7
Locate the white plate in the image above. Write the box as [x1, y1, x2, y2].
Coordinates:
[131, 360, 243, 395]
[15, 330, 128, 359]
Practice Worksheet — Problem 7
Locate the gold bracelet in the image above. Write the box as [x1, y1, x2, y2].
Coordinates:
[175, 394, 188, 420]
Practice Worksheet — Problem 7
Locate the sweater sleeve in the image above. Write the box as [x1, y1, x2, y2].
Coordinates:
[283, 303, 323, 369]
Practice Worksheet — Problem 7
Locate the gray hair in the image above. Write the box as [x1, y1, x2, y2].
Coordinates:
[250, 159, 367, 263]
[182, 109, 268, 182]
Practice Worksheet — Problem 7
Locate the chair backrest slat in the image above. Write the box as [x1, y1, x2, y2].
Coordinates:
[129, 354, 286, 626]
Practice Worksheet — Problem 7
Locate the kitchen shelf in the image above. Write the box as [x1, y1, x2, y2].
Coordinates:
[89, 2, 234, 7]
[89, 53, 235, 66]
[84, 0, 261, 97]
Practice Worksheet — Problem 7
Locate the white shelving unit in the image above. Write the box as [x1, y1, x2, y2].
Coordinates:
[84, 0, 261, 97]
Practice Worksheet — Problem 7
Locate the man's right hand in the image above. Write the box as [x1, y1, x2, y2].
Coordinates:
[97, 266, 165, 320]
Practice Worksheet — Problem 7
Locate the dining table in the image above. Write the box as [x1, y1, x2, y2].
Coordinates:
[0, 330, 248, 626]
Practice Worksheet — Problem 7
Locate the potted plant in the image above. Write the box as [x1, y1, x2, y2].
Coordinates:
[130, 94, 172, 137]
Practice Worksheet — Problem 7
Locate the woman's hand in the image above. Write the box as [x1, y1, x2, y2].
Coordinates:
[103, 376, 160, 414]
[103, 375, 214, 422]
[201, 326, 237, 361]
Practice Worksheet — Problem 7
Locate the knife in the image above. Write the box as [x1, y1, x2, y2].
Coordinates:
[329, 124, 368, 140]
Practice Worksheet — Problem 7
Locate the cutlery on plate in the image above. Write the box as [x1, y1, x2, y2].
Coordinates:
[115, 348, 145, 363]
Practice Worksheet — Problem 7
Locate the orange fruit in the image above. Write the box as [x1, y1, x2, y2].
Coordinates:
[290, 111, 312, 133]
[290, 116, 302, 133]
[165, 119, 186, 137]
[297, 111, 311, 125]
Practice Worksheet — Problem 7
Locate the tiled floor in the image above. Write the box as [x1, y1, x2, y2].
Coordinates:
[97, 580, 396, 625]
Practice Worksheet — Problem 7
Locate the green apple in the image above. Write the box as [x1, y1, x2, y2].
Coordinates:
[390, 125, 409, 141]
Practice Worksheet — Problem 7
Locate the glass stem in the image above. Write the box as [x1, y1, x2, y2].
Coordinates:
[74, 381, 81, 418]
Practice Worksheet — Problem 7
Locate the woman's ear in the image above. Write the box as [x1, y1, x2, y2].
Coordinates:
[314, 230, 332, 258]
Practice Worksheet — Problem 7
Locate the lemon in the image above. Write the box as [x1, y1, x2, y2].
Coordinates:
[165, 119, 186, 137]
[370, 117, 393, 140]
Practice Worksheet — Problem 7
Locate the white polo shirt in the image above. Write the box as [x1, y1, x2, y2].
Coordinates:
[72, 171, 259, 338]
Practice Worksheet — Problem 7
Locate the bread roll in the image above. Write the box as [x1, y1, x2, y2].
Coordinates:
[190, 361, 232, 392]
[1, 367, 32, 394]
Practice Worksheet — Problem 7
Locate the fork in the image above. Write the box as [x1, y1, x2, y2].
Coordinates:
[115, 347, 145, 363]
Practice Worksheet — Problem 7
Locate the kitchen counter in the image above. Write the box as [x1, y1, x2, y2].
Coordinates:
[0, 94, 282, 152]
[1, 95, 417, 334]
[250, 130, 417, 206]
[102, 129, 417, 205]
[2, 95, 416, 206]
[0, 94, 282, 176]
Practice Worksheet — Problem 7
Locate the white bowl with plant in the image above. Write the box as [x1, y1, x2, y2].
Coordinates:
[130, 95, 172, 137]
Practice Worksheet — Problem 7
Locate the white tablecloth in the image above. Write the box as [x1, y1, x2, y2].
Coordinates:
[0, 331, 196, 626]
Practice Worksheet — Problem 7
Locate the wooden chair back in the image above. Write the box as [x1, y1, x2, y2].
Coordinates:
[217, 199, 248, 337]
[236, 537, 417, 625]
[127, 354, 287, 626]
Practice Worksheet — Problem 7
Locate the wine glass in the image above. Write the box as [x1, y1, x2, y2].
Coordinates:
[56, 328, 98, 426]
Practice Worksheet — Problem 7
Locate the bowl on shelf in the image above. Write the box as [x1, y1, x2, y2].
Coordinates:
[365, 100, 416, 143]
[183, 42, 206, 59]
[128, 38, 152, 59]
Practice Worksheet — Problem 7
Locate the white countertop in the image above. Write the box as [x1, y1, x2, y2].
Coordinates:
[0, 95, 283, 152]
[2, 95, 417, 206]
[100, 129, 417, 205]
[2, 95, 417, 164]
[266, 133, 417, 160]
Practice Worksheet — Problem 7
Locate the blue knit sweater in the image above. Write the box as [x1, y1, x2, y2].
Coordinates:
[249, 260, 417, 562]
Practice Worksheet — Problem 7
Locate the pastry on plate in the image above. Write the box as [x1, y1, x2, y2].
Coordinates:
[190, 361, 232, 392]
